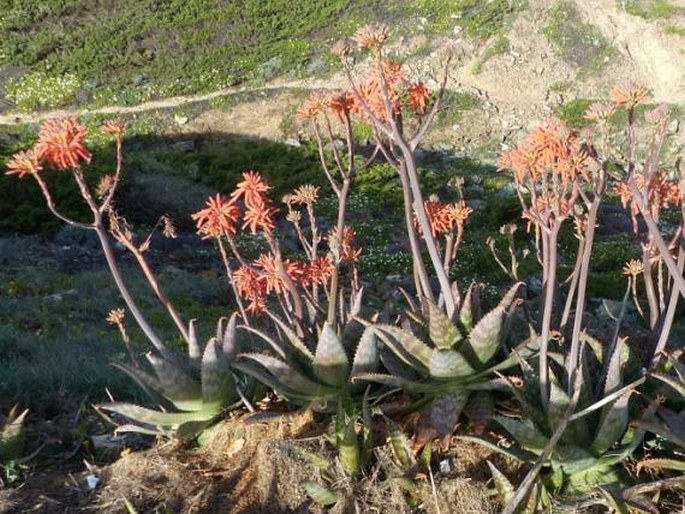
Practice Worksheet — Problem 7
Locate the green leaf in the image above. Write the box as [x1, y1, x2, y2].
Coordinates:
[495, 415, 548, 453]
[650, 372, 685, 398]
[602, 337, 628, 396]
[338, 417, 360, 476]
[187, 319, 201, 361]
[637, 458, 685, 473]
[565, 463, 619, 492]
[312, 323, 350, 388]
[234, 353, 337, 401]
[99, 402, 217, 428]
[427, 301, 462, 350]
[302, 481, 339, 506]
[552, 445, 600, 474]
[374, 324, 432, 373]
[591, 393, 631, 455]
[146, 354, 203, 411]
[349, 327, 379, 390]
[459, 282, 480, 331]
[266, 311, 315, 363]
[219, 313, 239, 361]
[201, 338, 235, 408]
[428, 349, 475, 379]
[389, 420, 415, 470]
[487, 461, 514, 505]
[467, 283, 521, 366]
[466, 391, 494, 435]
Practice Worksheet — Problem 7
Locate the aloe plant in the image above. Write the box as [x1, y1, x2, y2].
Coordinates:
[98, 315, 242, 439]
[463, 333, 651, 508]
[0, 406, 28, 463]
[233, 314, 379, 411]
[356, 283, 535, 445]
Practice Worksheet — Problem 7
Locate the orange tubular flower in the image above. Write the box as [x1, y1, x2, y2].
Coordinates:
[231, 171, 272, 207]
[5, 150, 42, 178]
[327, 91, 354, 122]
[101, 120, 127, 137]
[234, 265, 267, 314]
[242, 202, 277, 234]
[407, 82, 432, 116]
[417, 199, 451, 238]
[303, 256, 334, 287]
[192, 194, 241, 239]
[253, 254, 303, 294]
[297, 93, 326, 121]
[35, 117, 91, 170]
[329, 226, 362, 264]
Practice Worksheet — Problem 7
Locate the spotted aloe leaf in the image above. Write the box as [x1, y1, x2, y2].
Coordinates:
[373, 325, 431, 372]
[388, 420, 415, 470]
[234, 352, 338, 402]
[487, 461, 515, 506]
[430, 392, 469, 445]
[427, 301, 462, 350]
[338, 417, 360, 476]
[553, 445, 600, 474]
[201, 338, 235, 409]
[349, 327, 379, 391]
[651, 372, 685, 398]
[591, 393, 631, 455]
[467, 283, 521, 367]
[564, 462, 619, 492]
[312, 323, 350, 388]
[459, 282, 481, 331]
[428, 349, 475, 379]
[465, 391, 494, 435]
[495, 415, 548, 453]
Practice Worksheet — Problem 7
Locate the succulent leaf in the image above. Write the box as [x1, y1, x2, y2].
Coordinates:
[201, 338, 236, 408]
[374, 325, 431, 372]
[495, 415, 548, 453]
[459, 282, 481, 330]
[146, 354, 203, 411]
[388, 421, 415, 470]
[99, 402, 218, 428]
[651, 372, 685, 398]
[637, 458, 685, 473]
[552, 445, 599, 474]
[349, 327, 379, 388]
[427, 301, 462, 350]
[302, 481, 339, 506]
[188, 319, 201, 361]
[219, 313, 239, 361]
[591, 392, 631, 455]
[339, 418, 360, 476]
[430, 392, 468, 444]
[235, 353, 337, 402]
[312, 323, 350, 388]
[467, 283, 521, 366]
[266, 311, 315, 363]
[487, 461, 515, 505]
[466, 391, 494, 435]
[428, 349, 475, 379]
[0, 407, 28, 462]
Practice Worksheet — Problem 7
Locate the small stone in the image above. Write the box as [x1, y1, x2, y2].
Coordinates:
[284, 138, 302, 147]
[174, 115, 189, 125]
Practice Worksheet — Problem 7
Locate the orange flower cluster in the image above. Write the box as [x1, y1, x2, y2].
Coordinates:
[5, 117, 92, 178]
[353, 23, 390, 50]
[231, 171, 277, 234]
[303, 256, 335, 287]
[407, 82, 432, 116]
[328, 226, 362, 264]
[192, 194, 241, 239]
[290, 184, 320, 205]
[615, 172, 681, 221]
[498, 123, 591, 185]
[416, 198, 473, 238]
[234, 265, 267, 314]
[35, 117, 92, 170]
[327, 92, 355, 122]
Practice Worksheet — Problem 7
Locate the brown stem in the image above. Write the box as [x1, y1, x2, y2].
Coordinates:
[100, 136, 123, 213]
[560, 236, 585, 329]
[539, 223, 560, 409]
[33, 173, 91, 229]
[327, 178, 351, 325]
[642, 245, 659, 328]
[218, 237, 250, 327]
[652, 244, 685, 363]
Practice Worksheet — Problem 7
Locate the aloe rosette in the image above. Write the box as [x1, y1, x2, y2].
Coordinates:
[233, 315, 379, 411]
[357, 282, 535, 444]
[0, 406, 28, 463]
[464, 334, 652, 508]
[98, 314, 242, 438]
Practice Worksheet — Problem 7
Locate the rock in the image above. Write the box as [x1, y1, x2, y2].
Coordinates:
[668, 119, 680, 134]
[284, 138, 302, 147]
[174, 115, 189, 125]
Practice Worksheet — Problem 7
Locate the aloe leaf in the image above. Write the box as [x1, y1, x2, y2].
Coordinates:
[633, 419, 685, 449]
[431, 392, 468, 442]
[146, 354, 203, 411]
[113, 424, 164, 436]
[468, 283, 521, 367]
[219, 313, 239, 361]
[522, 482, 540, 514]
[459, 282, 481, 330]
[373, 324, 431, 373]
[658, 406, 685, 439]
[602, 337, 627, 396]
[353, 372, 436, 394]
[429, 349, 475, 379]
[668, 353, 685, 382]
[349, 327, 379, 390]
[266, 311, 315, 363]
[187, 319, 201, 361]
[240, 325, 288, 360]
[202, 338, 235, 408]
[112, 361, 165, 402]
[378, 346, 418, 380]
[0, 407, 27, 461]
[552, 445, 600, 474]
[312, 323, 350, 388]
[466, 391, 493, 435]
[591, 392, 631, 455]
[302, 481, 339, 506]
[564, 462, 619, 491]
[487, 461, 515, 505]
[388, 420, 415, 470]
[456, 435, 539, 462]
[495, 415, 548, 453]
[339, 417, 360, 476]
[235, 353, 337, 401]
[650, 372, 685, 398]
[427, 301, 462, 350]
[99, 402, 217, 427]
